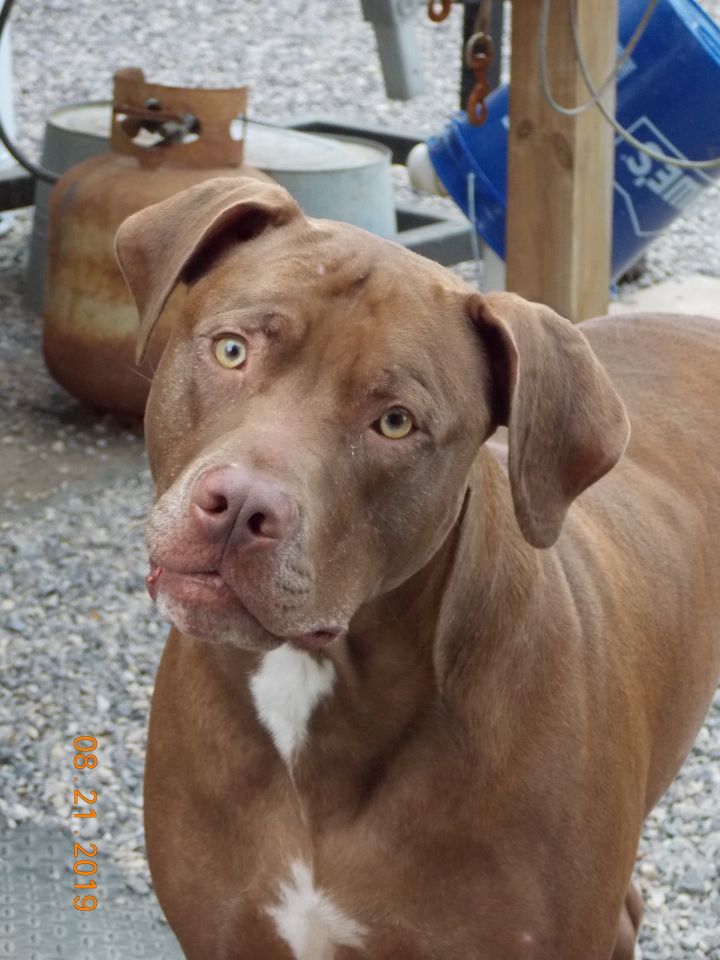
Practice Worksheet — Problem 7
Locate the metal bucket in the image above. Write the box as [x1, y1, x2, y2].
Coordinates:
[27, 103, 396, 313]
[236, 120, 396, 237]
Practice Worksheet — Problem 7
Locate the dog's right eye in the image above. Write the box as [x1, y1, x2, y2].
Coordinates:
[213, 337, 247, 369]
[375, 407, 415, 440]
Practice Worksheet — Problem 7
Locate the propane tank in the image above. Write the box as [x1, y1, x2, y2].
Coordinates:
[44, 68, 270, 415]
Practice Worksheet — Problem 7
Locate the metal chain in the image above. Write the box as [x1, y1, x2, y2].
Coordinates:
[465, 31, 494, 125]
[464, 0, 495, 126]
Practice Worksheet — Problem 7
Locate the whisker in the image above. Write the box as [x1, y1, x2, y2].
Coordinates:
[119, 361, 154, 385]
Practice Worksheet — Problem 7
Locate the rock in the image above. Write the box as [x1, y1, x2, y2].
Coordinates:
[676, 866, 711, 896]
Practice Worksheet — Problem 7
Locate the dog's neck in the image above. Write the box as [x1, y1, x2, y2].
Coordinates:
[427, 446, 543, 687]
[340, 447, 538, 680]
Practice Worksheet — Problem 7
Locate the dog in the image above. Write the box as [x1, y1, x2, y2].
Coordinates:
[116, 176, 720, 960]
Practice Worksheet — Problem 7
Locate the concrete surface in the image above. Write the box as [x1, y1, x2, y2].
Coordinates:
[611, 274, 720, 319]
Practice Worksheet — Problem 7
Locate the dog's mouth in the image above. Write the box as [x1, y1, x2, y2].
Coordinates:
[146, 565, 225, 602]
[146, 564, 342, 651]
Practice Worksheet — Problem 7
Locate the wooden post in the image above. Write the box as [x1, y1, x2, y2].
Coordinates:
[505, 0, 618, 321]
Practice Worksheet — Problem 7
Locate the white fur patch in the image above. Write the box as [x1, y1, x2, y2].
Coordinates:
[250, 645, 335, 763]
[267, 860, 368, 960]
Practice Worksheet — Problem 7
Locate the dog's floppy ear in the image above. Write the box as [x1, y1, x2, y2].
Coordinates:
[468, 292, 630, 548]
[115, 176, 301, 363]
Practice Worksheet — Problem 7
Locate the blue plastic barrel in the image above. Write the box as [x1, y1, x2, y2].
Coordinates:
[427, 0, 720, 280]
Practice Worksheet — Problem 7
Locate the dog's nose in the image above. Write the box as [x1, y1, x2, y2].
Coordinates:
[191, 466, 298, 549]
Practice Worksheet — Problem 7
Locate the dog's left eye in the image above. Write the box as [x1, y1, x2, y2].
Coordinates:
[375, 407, 415, 439]
[213, 337, 247, 369]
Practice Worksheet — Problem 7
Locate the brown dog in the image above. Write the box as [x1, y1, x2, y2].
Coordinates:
[116, 177, 720, 960]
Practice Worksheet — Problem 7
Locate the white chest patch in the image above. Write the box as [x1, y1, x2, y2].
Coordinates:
[267, 860, 368, 960]
[250, 645, 336, 763]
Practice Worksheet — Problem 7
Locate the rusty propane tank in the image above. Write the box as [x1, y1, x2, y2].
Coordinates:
[43, 69, 269, 415]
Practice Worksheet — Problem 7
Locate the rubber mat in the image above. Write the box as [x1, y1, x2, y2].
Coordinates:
[0, 823, 184, 959]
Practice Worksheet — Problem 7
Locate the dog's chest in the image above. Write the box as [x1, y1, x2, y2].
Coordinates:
[248, 647, 369, 958]
[249, 645, 336, 765]
[263, 859, 368, 960]
[159, 645, 529, 960]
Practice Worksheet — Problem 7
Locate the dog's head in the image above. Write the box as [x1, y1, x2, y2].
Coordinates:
[117, 177, 629, 651]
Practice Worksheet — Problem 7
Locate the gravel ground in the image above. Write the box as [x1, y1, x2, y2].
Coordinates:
[1, 1, 719, 957]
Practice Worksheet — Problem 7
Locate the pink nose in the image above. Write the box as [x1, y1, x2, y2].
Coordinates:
[191, 466, 298, 550]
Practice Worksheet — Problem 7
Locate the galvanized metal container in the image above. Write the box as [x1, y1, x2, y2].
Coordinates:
[241, 121, 395, 237]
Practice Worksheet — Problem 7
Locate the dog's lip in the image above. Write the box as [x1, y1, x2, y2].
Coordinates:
[146, 564, 225, 600]
[145, 565, 163, 600]
[146, 562, 345, 650]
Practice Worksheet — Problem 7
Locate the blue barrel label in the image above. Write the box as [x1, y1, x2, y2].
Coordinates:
[615, 116, 713, 238]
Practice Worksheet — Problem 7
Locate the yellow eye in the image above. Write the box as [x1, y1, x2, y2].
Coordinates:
[377, 407, 414, 439]
[213, 337, 247, 369]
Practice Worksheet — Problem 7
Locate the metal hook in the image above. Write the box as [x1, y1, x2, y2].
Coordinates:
[467, 87, 490, 125]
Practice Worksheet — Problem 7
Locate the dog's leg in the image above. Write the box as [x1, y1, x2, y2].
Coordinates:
[611, 882, 644, 960]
